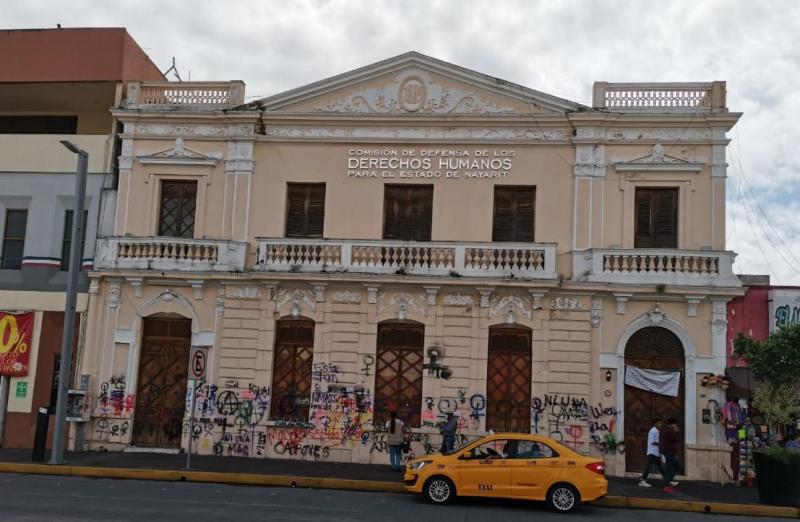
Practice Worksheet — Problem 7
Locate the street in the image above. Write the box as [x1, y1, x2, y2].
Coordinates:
[0, 473, 790, 521]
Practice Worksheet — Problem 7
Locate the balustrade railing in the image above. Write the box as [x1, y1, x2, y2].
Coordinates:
[258, 239, 557, 279]
[592, 81, 726, 111]
[96, 237, 247, 272]
[126, 81, 245, 108]
[572, 248, 739, 287]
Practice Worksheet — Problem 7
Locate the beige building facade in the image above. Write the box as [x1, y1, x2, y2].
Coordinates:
[80, 53, 741, 479]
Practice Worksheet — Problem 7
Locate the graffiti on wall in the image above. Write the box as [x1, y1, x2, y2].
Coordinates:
[93, 375, 135, 420]
[530, 393, 619, 453]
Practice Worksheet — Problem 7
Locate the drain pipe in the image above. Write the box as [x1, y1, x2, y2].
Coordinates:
[0, 375, 9, 446]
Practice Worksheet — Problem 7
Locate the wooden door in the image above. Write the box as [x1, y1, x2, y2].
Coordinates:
[269, 319, 315, 422]
[486, 326, 532, 432]
[373, 323, 424, 427]
[624, 326, 684, 472]
[132, 317, 191, 448]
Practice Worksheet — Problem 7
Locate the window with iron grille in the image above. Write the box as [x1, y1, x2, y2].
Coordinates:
[1, 209, 28, 269]
[158, 181, 197, 238]
[486, 325, 532, 432]
[61, 210, 88, 271]
[285, 183, 326, 238]
[634, 187, 678, 248]
[373, 322, 424, 427]
[492, 186, 536, 242]
[383, 185, 433, 241]
[270, 320, 315, 422]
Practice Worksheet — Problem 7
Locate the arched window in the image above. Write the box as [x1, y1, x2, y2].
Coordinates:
[270, 319, 315, 422]
[373, 322, 424, 427]
[486, 324, 532, 432]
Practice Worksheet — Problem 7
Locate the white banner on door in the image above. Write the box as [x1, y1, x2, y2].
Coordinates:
[625, 365, 681, 397]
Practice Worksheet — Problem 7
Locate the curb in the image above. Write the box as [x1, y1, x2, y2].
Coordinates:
[1, 462, 797, 518]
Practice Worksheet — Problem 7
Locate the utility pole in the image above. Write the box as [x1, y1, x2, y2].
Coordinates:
[49, 141, 88, 465]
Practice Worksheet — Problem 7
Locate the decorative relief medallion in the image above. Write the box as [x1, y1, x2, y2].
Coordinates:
[378, 292, 426, 317]
[333, 291, 362, 304]
[550, 296, 583, 310]
[442, 293, 474, 306]
[489, 295, 532, 321]
[591, 297, 603, 327]
[712, 300, 728, 334]
[646, 305, 666, 326]
[398, 76, 426, 112]
[231, 286, 262, 299]
[276, 288, 316, 314]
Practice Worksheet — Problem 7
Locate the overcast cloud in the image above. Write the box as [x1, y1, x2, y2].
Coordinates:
[5, 0, 799, 283]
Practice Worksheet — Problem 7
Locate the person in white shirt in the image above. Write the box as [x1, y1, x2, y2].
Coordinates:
[386, 411, 405, 471]
[639, 418, 666, 487]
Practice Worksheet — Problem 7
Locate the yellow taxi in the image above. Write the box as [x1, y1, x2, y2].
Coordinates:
[404, 433, 607, 513]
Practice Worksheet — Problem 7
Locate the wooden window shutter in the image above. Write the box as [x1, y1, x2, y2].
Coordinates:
[634, 189, 654, 248]
[285, 184, 326, 238]
[493, 187, 535, 242]
[654, 189, 678, 248]
[634, 188, 678, 248]
[383, 186, 432, 241]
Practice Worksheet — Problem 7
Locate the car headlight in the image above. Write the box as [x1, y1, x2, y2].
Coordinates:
[409, 460, 433, 471]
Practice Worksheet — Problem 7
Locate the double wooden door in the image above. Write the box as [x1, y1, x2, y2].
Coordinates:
[132, 317, 191, 448]
[624, 326, 685, 472]
[373, 323, 424, 427]
[486, 326, 532, 433]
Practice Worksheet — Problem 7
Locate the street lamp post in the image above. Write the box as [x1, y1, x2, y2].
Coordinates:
[49, 140, 88, 465]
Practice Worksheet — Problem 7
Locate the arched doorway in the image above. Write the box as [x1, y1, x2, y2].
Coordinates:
[373, 321, 424, 427]
[132, 314, 192, 448]
[624, 326, 685, 472]
[486, 324, 532, 432]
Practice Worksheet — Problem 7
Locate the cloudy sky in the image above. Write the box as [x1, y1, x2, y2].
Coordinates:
[6, 0, 800, 284]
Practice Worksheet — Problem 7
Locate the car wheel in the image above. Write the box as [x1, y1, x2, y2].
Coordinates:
[547, 483, 580, 514]
[424, 476, 455, 505]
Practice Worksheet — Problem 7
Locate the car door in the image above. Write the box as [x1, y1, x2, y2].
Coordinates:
[457, 439, 512, 497]
[507, 439, 563, 500]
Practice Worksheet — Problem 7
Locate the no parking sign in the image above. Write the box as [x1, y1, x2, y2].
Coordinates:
[188, 346, 209, 380]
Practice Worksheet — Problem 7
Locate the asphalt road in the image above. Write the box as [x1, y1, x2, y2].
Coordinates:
[0, 473, 791, 522]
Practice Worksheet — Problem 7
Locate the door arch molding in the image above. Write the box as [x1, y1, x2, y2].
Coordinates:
[613, 310, 698, 445]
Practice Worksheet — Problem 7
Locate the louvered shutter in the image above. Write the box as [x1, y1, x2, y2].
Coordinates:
[383, 186, 432, 241]
[285, 184, 325, 238]
[654, 189, 678, 248]
[634, 189, 654, 247]
[634, 188, 678, 248]
[306, 184, 326, 238]
[383, 186, 401, 239]
[493, 187, 535, 242]
[492, 188, 514, 241]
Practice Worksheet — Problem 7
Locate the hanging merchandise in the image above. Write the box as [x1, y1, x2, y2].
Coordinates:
[624, 365, 681, 397]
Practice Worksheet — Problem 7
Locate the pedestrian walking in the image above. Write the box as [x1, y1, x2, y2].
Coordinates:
[440, 412, 458, 454]
[386, 411, 405, 471]
[661, 417, 681, 492]
[639, 418, 666, 488]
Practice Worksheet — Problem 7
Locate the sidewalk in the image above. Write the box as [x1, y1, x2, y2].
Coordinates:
[0, 448, 794, 518]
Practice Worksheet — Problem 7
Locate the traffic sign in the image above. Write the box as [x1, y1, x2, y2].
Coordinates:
[189, 346, 209, 380]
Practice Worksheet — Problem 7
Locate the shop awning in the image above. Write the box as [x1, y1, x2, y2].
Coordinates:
[725, 367, 754, 400]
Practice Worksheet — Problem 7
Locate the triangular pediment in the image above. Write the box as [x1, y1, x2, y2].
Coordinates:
[137, 138, 220, 166]
[612, 144, 704, 172]
[244, 52, 588, 115]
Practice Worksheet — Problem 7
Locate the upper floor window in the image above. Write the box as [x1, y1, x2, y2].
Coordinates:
[158, 181, 197, 238]
[61, 210, 88, 271]
[0, 116, 77, 134]
[383, 185, 433, 241]
[635, 187, 678, 248]
[1, 209, 28, 269]
[492, 186, 536, 242]
[285, 183, 326, 238]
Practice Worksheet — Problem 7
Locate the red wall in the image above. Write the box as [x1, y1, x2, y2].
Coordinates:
[0, 28, 164, 83]
[726, 286, 770, 368]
